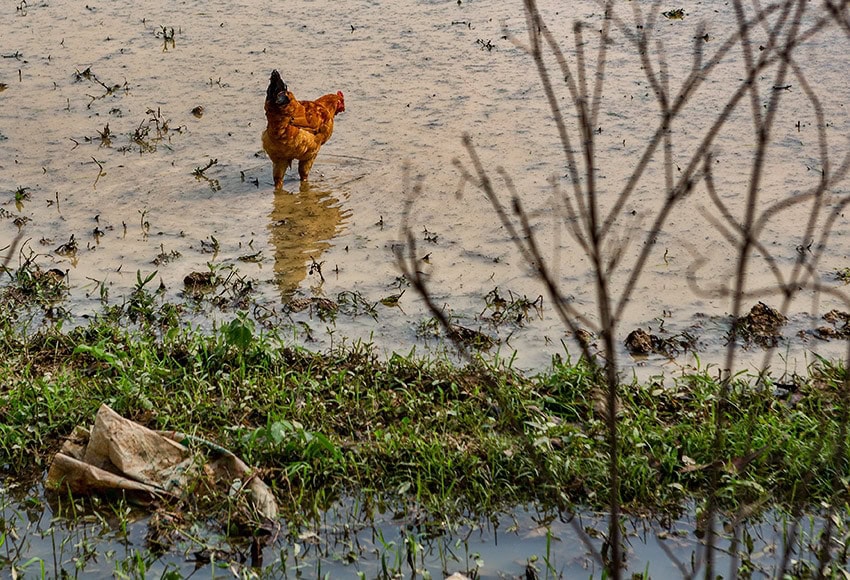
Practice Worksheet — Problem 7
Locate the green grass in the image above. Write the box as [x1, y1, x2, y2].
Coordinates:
[1, 262, 849, 577]
[1, 303, 848, 518]
[0, 261, 848, 524]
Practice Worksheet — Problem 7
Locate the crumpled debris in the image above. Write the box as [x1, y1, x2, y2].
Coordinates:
[46, 404, 277, 522]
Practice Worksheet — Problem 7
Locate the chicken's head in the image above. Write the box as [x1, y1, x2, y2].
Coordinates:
[336, 91, 345, 113]
[266, 70, 290, 106]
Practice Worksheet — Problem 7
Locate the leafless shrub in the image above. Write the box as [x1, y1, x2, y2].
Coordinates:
[398, 0, 850, 576]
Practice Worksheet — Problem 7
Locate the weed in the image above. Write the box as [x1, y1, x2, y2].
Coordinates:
[94, 123, 111, 147]
[73, 67, 127, 108]
[0, 244, 68, 314]
[152, 244, 181, 266]
[480, 287, 543, 329]
[0, 298, 849, 575]
[138, 209, 150, 237]
[662, 8, 685, 20]
[192, 158, 218, 177]
[416, 316, 441, 339]
[90, 156, 105, 188]
[13, 186, 30, 208]
[379, 289, 405, 308]
[210, 265, 255, 310]
[199, 235, 220, 255]
[156, 25, 176, 51]
[127, 107, 181, 154]
[192, 158, 221, 191]
[835, 267, 850, 283]
[337, 290, 378, 320]
[308, 256, 325, 282]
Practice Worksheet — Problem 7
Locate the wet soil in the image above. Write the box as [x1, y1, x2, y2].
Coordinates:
[2, 0, 850, 373]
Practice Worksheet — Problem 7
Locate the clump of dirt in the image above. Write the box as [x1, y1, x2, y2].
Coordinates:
[625, 329, 655, 355]
[624, 328, 697, 358]
[731, 302, 787, 348]
[184, 271, 214, 289]
[812, 309, 850, 340]
[183, 271, 216, 300]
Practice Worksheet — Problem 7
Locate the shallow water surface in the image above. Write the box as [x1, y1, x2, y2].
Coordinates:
[2, 1, 850, 371]
[2, 481, 844, 578]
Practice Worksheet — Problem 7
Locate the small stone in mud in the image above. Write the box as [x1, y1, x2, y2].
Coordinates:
[289, 298, 312, 312]
[237, 251, 263, 263]
[814, 326, 840, 340]
[288, 297, 338, 313]
[191, 106, 204, 118]
[312, 298, 338, 312]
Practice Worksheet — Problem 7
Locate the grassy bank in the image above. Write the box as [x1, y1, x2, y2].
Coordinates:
[1, 292, 848, 520]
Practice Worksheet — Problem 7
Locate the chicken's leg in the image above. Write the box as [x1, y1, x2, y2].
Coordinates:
[272, 160, 289, 190]
[298, 157, 316, 181]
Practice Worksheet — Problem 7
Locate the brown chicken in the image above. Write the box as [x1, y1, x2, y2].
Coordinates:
[262, 70, 345, 187]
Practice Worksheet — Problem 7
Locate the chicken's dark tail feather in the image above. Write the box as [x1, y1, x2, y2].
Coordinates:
[267, 70, 289, 106]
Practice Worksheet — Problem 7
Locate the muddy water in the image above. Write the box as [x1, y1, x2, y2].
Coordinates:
[2, 0, 850, 373]
[1, 481, 837, 578]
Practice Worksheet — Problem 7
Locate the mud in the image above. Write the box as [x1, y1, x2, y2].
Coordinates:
[2, 0, 850, 373]
[732, 302, 787, 348]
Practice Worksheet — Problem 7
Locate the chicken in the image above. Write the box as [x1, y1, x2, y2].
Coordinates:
[261, 70, 345, 187]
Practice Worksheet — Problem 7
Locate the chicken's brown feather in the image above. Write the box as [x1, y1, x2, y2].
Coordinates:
[261, 72, 344, 187]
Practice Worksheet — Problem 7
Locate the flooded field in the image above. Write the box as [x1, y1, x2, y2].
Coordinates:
[1, 0, 849, 373]
[2, 480, 843, 579]
[3, 0, 850, 576]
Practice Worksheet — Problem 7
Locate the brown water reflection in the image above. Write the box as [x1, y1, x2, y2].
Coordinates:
[268, 183, 349, 298]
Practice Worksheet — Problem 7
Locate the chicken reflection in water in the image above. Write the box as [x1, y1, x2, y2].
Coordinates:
[268, 182, 350, 297]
